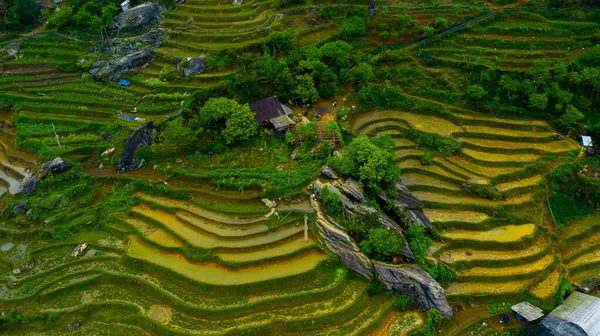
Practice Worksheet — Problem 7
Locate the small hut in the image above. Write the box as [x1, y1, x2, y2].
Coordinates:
[250, 96, 295, 132]
[537, 291, 600, 336]
[511, 301, 545, 325]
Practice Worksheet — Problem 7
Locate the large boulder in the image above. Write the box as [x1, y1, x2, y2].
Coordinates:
[89, 49, 156, 80]
[313, 180, 414, 261]
[374, 262, 452, 319]
[312, 198, 374, 280]
[109, 2, 165, 35]
[378, 183, 432, 231]
[116, 122, 154, 173]
[176, 57, 206, 77]
[320, 165, 338, 179]
[20, 158, 71, 195]
[41, 158, 71, 176]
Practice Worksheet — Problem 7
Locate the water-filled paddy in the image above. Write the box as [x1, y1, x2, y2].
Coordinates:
[442, 224, 535, 242]
[126, 235, 327, 285]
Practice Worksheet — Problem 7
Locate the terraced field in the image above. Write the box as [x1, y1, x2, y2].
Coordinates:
[420, 8, 600, 70]
[0, 186, 409, 334]
[351, 98, 580, 301]
[560, 213, 600, 285]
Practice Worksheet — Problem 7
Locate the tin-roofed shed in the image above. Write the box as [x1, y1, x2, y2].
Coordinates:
[539, 291, 600, 336]
[582, 136, 593, 148]
[512, 301, 545, 323]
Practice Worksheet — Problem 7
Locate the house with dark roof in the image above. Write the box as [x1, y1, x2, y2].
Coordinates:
[250, 96, 295, 132]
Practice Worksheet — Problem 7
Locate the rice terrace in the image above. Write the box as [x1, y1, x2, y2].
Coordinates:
[1, 0, 600, 334]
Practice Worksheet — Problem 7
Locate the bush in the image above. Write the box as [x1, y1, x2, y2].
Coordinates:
[413, 309, 443, 336]
[320, 186, 342, 218]
[405, 225, 432, 263]
[392, 296, 410, 311]
[422, 262, 456, 287]
[359, 228, 404, 261]
[422, 26, 435, 37]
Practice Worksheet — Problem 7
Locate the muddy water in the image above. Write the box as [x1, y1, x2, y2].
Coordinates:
[424, 209, 490, 223]
[459, 137, 580, 153]
[351, 110, 463, 137]
[439, 241, 547, 264]
[414, 190, 533, 206]
[495, 175, 542, 192]
[446, 278, 535, 296]
[216, 237, 314, 262]
[126, 235, 327, 285]
[442, 224, 535, 242]
[459, 254, 554, 277]
[133, 206, 303, 249]
[137, 194, 267, 225]
[401, 173, 461, 191]
[445, 156, 520, 179]
[176, 212, 268, 237]
[0, 135, 36, 197]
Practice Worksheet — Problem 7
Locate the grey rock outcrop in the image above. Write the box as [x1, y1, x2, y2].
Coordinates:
[311, 191, 452, 319]
[320, 165, 338, 179]
[20, 158, 71, 195]
[20, 175, 39, 195]
[334, 178, 365, 203]
[313, 180, 414, 260]
[41, 158, 72, 176]
[89, 49, 156, 80]
[378, 183, 432, 231]
[13, 199, 28, 214]
[176, 57, 205, 76]
[312, 198, 374, 280]
[117, 122, 154, 173]
[109, 2, 165, 35]
[374, 262, 452, 319]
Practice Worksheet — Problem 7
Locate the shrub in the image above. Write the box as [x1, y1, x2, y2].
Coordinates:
[320, 186, 342, 218]
[392, 296, 410, 311]
[359, 228, 404, 261]
[413, 308, 443, 336]
[405, 225, 432, 263]
[423, 26, 435, 37]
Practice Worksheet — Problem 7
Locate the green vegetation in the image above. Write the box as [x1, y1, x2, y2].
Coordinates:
[2, 0, 600, 334]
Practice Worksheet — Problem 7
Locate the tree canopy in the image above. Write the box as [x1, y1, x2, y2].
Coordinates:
[197, 98, 257, 144]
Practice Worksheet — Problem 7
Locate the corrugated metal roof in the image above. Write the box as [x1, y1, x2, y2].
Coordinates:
[270, 115, 295, 131]
[511, 301, 545, 321]
[582, 136, 593, 147]
[250, 97, 291, 123]
[541, 291, 600, 336]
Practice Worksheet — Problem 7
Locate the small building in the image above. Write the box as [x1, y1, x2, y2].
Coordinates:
[511, 301, 545, 324]
[250, 96, 295, 132]
[537, 291, 600, 336]
[582, 136, 593, 148]
[121, 0, 130, 11]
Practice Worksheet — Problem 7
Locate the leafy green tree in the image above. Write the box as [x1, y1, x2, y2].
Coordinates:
[360, 228, 404, 260]
[422, 26, 435, 37]
[8, 0, 40, 29]
[198, 98, 257, 144]
[284, 131, 296, 144]
[340, 16, 368, 36]
[331, 136, 400, 189]
[405, 225, 432, 263]
[559, 105, 585, 131]
[319, 41, 352, 68]
[265, 29, 297, 55]
[352, 63, 375, 83]
[294, 74, 319, 104]
[528, 92, 549, 111]
[465, 84, 487, 108]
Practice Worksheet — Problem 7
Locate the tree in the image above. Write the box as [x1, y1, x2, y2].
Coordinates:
[528, 93, 549, 111]
[405, 225, 432, 263]
[296, 121, 318, 142]
[8, 0, 40, 29]
[559, 105, 585, 131]
[198, 98, 257, 144]
[394, 14, 416, 31]
[340, 16, 368, 36]
[319, 41, 352, 68]
[465, 84, 487, 108]
[294, 74, 319, 104]
[352, 63, 375, 83]
[422, 26, 435, 38]
[331, 136, 400, 189]
[284, 131, 296, 145]
[160, 117, 199, 153]
[265, 29, 297, 55]
[360, 228, 404, 260]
